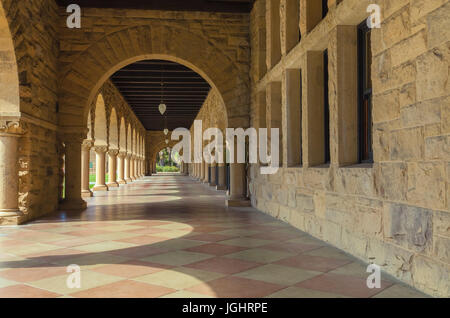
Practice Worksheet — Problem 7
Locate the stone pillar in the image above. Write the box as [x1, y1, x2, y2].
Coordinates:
[107, 149, 119, 188]
[0, 121, 24, 223]
[216, 163, 227, 190]
[117, 152, 127, 184]
[226, 163, 250, 207]
[93, 146, 108, 191]
[210, 163, 217, 186]
[81, 140, 93, 198]
[200, 161, 205, 181]
[130, 156, 136, 181]
[125, 154, 132, 182]
[203, 163, 209, 183]
[60, 131, 87, 211]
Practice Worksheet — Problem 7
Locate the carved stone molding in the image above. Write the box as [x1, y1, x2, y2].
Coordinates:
[94, 145, 108, 154]
[0, 120, 25, 136]
[108, 149, 119, 156]
[81, 139, 94, 151]
[118, 151, 127, 159]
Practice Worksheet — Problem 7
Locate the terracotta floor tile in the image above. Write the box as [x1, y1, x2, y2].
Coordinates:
[187, 276, 284, 298]
[0, 265, 67, 283]
[71, 280, 175, 298]
[186, 233, 233, 242]
[261, 242, 322, 254]
[184, 243, 248, 256]
[186, 257, 261, 275]
[0, 284, 61, 298]
[225, 248, 294, 263]
[296, 273, 394, 298]
[91, 260, 173, 278]
[115, 235, 168, 245]
[275, 254, 352, 272]
[141, 250, 213, 266]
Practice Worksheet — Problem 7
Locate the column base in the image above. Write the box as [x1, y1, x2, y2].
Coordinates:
[216, 185, 227, 191]
[59, 198, 87, 211]
[92, 185, 108, 192]
[0, 210, 24, 226]
[118, 179, 127, 185]
[226, 198, 252, 207]
[106, 182, 119, 188]
[81, 189, 93, 198]
[125, 178, 132, 183]
[0, 209, 24, 217]
[209, 182, 217, 187]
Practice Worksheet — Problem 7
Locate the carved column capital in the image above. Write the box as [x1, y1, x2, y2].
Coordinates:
[94, 145, 108, 154]
[108, 149, 119, 156]
[0, 120, 25, 137]
[118, 151, 127, 159]
[81, 139, 94, 151]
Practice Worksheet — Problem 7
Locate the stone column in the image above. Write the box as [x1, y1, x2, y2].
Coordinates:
[93, 145, 108, 191]
[117, 152, 127, 184]
[81, 140, 93, 198]
[107, 149, 119, 188]
[200, 161, 205, 181]
[130, 156, 136, 181]
[60, 131, 87, 211]
[226, 163, 250, 207]
[0, 121, 24, 223]
[216, 163, 227, 190]
[125, 154, 132, 182]
[210, 163, 217, 186]
[203, 163, 209, 183]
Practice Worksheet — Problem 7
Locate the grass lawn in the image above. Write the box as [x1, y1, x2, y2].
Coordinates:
[89, 173, 109, 189]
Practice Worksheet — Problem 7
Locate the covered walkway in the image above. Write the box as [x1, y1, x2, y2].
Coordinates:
[0, 175, 424, 298]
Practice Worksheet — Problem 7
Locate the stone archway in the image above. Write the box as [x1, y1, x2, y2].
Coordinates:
[0, 1, 20, 119]
[58, 24, 249, 133]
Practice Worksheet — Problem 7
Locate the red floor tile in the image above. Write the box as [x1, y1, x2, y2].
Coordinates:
[185, 257, 261, 274]
[261, 242, 322, 254]
[184, 243, 248, 256]
[187, 276, 284, 298]
[296, 273, 394, 298]
[0, 266, 67, 283]
[91, 260, 172, 278]
[186, 233, 233, 242]
[0, 284, 61, 298]
[275, 254, 352, 272]
[115, 235, 168, 245]
[71, 280, 175, 298]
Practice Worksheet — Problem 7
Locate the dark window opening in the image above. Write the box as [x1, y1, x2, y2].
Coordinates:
[358, 21, 373, 163]
[322, 0, 329, 18]
[323, 49, 330, 164]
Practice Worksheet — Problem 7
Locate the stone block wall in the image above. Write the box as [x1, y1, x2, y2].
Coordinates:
[249, 0, 450, 297]
[1, 0, 61, 223]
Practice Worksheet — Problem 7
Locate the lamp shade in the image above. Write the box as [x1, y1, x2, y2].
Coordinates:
[158, 103, 167, 115]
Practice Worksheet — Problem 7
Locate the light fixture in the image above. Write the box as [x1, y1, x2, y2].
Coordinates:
[159, 103, 166, 115]
[158, 67, 167, 115]
[165, 139, 169, 144]
[164, 128, 169, 135]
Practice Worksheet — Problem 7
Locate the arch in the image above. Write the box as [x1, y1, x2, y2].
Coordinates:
[0, 2, 20, 116]
[86, 111, 93, 140]
[93, 94, 107, 146]
[119, 117, 126, 152]
[109, 107, 119, 149]
[58, 24, 249, 132]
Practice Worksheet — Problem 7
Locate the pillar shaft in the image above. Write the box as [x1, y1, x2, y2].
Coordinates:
[125, 155, 132, 182]
[0, 123, 23, 219]
[93, 146, 108, 191]
[60, 132, 87, 211]
[226, 163, 251, 207]
[117, 152, 126, 184]
[210, 164, 217, 186]
[107, 150, 119, 188]
[216, 163, 227, 190]
[81, 140, 93, 198]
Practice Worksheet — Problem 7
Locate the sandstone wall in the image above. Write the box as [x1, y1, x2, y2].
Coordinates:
[1, 0, 61, 222]
[249, 0, 450, 297]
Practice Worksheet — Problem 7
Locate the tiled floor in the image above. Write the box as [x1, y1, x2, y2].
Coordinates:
[0, 174, 427, 298]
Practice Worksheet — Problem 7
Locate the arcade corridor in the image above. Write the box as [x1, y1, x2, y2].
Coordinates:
[0, 175, 425, 298]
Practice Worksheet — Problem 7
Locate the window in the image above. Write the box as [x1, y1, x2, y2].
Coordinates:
[322, 0, 329, 18]
[323, 49, 330, 164]
[357, 21, 373, 163]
